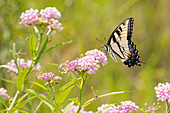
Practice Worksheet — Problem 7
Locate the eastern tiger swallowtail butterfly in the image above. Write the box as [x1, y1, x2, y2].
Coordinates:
[104, 18, 141, 67]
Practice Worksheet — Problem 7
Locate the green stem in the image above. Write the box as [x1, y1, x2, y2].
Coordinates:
[77, 73, 86, 113]
[137, 108, 147, 113]
[166, 100, 170, 113]
[6, 90, 19, 112]
[34, 101, 43, 113]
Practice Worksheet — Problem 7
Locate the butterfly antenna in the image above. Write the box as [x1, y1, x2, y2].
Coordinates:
[96, 38, 105, 44]
[97, 46, 104, 50]
[104, 37, 107, 44]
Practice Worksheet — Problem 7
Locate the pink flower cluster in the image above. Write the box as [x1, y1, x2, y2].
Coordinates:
[68, 105, 93, 113]
[41, 72, 55, 82]
[20, 8, 40, 25]
[0, 88, 10, 100]
[40, 7, 61, 20]
[20, 7, 63, 33]
[7, 58, 41, 74]
[59, 49, 107, 75]
[40, 72, 62, 84]
[154, 82, 170, 103]
[97, 101, 139, 113]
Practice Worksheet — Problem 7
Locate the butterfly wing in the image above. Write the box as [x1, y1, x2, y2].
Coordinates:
[107, 18, 134, 45]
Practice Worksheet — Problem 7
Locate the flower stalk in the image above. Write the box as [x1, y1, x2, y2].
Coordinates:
[6, 90, 19, 112]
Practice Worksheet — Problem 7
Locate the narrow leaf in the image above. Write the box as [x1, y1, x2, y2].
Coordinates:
[33, 26, 40, 41]
[31, 81, 52, 96]
[44, 40, 72, 54]
[0, 109, 6, 112]
[16, 93, 28, 104]
[48, 63, 60, 67]
[0, 65, 18, 73]
[62, 102, 74, 113]
[0, 96, 7, 108]
[25, 89, 58, 112]
[56, 85, 74, 105]
[69, 98, 80, 106]
[34, 37, 49, 66]
[98, 91, 130, 98]
[12, 43, 20, 73]
[29, 35, 37, 58]
[1, 78, 16, 85]
[55, 80, 75, 96]
[82, 91, 130, 108]
[69, 71, 80, 88]
[16, 68, 29, 92]
[15, 96, 36, 109]
[9, 108, 29, 113]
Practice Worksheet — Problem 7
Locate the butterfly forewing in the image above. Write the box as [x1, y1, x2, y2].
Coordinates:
[107, 18, 134, 45]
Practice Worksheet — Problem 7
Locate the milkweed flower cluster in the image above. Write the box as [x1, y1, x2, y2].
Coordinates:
[40, 72, 62, 84]
[0, 88, 10, 100]
[67, 105, 93, 113]
[59, 49, 107, 75]
[154, 82, 170, 103]
[97, 101, 139, 113]
[20, 7, 63, 34]
[7, 58, 41, 74]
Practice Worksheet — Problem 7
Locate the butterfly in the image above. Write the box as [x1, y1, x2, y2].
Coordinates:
[104, 18, 141, 67]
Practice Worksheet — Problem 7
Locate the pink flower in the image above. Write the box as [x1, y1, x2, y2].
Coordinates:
[97, 101, 139, 113]
[20, 8, 40, 25]
[154, 82, 170, 103]
[143, 103, 160, 113]
[0, 88, 10, 100]
[40, 72, 62, 83]
[40, 7, 61, 20]
[47, 18, 63, 32]
[59, 49, 107, 75]
[20, 7, 63, 34]
[7, 58, 41, 74]
[67, 105, 93, 113]
[41, 72, 55, 82]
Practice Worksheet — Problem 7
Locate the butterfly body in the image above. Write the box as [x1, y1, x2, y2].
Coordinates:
[105, 18, 141, 67]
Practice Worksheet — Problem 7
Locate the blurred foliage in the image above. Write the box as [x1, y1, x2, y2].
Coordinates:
[0, 0, 170, 112]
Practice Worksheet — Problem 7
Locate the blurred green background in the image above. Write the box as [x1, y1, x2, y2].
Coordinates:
[0, 0, 170, 112]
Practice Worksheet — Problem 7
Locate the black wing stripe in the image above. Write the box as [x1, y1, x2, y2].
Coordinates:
[127, 18, 134, 40]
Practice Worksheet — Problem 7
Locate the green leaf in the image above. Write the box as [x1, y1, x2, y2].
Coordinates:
[16, 68, 30, 92]
[12, 43, 20, 73]
[0, 109, 6, 113]
[16, 93, 28, 104]
[82, 91, 130, 108]
[44, 40, 72, 54]
[15, 96, 36, 109]
[55, 80, 75, 96]
[9, 108, 29, 113]
[34, 36, 49, 67]
[69, 71, 80, 88]
[25, 89, 62, 112]
[56, 85, 74, 105]
[62, 102, 74, 113]
[48, 63, 60, 67]
[0, 96, 7, 108]
[69, 98, 80, 106]
[0, 65, 18, 73]
[1, 78, 16, 85]
[31, 81, 52, 96]
[29, 35, 37, 58]
[33, 26, 40, 41]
